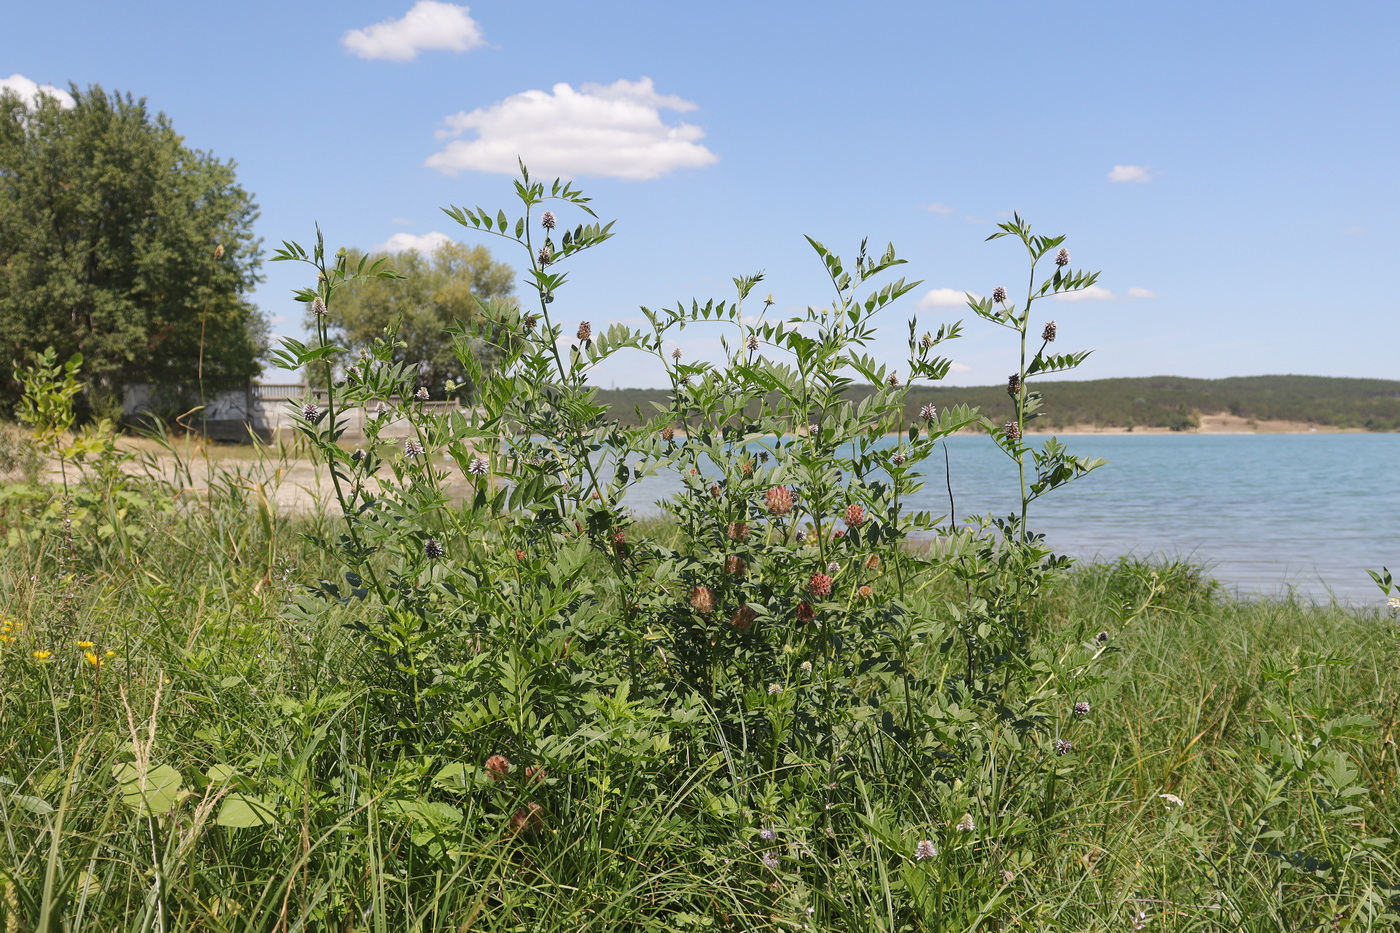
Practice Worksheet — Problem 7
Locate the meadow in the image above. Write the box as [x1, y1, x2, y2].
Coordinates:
[1, 172, 1397, 931]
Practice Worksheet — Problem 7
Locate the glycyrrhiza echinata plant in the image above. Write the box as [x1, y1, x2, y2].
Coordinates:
[270, 165, 1119, 931]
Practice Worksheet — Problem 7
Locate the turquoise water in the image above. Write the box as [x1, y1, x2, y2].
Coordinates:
[620, 433, 1400, 604]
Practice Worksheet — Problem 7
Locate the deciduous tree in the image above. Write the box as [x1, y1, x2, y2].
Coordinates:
[0, 84, 265, 410]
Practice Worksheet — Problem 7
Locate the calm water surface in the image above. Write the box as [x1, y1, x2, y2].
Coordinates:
[619, 434, 1399, 603]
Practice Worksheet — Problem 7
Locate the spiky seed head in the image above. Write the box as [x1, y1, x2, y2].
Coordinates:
[887, 372, 900, 387]
[866, 554, 881, 571]
[691, 585, 716, 614]
[577, 321, 592, 341]
[1055, 738, 1073, 755]
[956, 813, 975, 832]
[415, 386, 430, 401]
[1007, 374, 1021, 396]
[747, 334, 759, 351]
[524, 764, 546, 785]
[523, 314, 538, 332]
[311, 296, 327, 316]
[728, 521, 749, 541]
[709, 484, 722, 499]
[809, 573, 833, 597]
[1042, 319, 1057, 342]
[761, 851, 780, 869]
[1073, 701, 1091, 716]
[537, 246, 552, 266]
[915, 840, 938, 860]
[661, 426, 675, 442]
[671, 347, 682, 360]
[485, 754, 511, 780]
[1004, 421, 1021, 442]
[920, 332, 933, 350]
[844, 503, 865, 528]
[424, 538, 444, 559]
[920, 404, 937, 421]
[302, 402, 320, 422]
[725, 555, 747, 575]
[404, 439, 424, 457]
[510, 802, 545, 834]
[1055, 248, 1070, 267]
[826, 561, 840, 575]
[794, 529, 807, 544]
[858, 585, 873, 599]
[541, 210, 556, 229]
[892, 452, 907, 465]
[759, 451, 769, 463]
[807, 422, 820, 437]
[467, 456, 489, 475]
[730, 605, 756, 632]
[795, 601, 815, 623]
[765, 485, 794, 515]
[992, 286, 1008, 303]
[740, 458, 754, 476]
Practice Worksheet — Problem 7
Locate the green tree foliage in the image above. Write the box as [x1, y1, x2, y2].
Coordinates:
[594, 375, 1400, 432]
[306, 240, 514, 398]
[0, 84, 266, 409]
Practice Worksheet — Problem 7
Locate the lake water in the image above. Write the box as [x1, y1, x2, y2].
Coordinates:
[619, 433, 1400, 604]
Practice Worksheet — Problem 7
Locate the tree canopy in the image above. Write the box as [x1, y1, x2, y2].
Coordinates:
[0, 84, 266, 408]
[309, 240, 515, 399]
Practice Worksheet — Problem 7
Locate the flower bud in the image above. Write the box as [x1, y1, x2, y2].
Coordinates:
[992, 286, 1007, 303]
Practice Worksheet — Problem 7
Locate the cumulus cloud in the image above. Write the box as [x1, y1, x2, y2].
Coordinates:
[342, 1, 485, 61]
[0, 73, 74, 108]
[1053, 285, 1117, 302]
[918, 287, 978, 309]
[1126, 286, 1156, 299]
[372, 231, 453, 254]
[1107, 164, 1155, 183]
[426, 77, 719, 180]
[923, 202, 955, 216]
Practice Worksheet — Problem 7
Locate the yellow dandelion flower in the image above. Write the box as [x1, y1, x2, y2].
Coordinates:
[0, 635, 13, 644]
[76, 641, 95, 649]
[84, 651, 102, 667]
[32, 650, 52, 661]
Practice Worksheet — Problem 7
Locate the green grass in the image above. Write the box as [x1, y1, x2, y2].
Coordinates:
[1, 482, 1396, 932]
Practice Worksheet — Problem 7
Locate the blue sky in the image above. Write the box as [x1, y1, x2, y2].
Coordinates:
[4, 0, 1396, 389]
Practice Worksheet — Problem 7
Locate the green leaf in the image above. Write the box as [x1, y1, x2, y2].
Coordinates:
[215, 793, 280, 828]
[112, 762, 185, 816]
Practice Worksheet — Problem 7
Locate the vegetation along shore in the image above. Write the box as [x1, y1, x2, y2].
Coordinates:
[2, 167, 1396, 932]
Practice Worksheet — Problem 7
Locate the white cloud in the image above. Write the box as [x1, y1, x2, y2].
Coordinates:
[918, 287, 978, 309]
[948, 362, 972, 374]
[426, 77, 719, 180]
[342, 1, 485, 61]
[0, 73, 74, 108]
[1107, 164, 1155, 183]
[1126, 286, 1156, 299]
[923, 202, 955, 216]
[372, 231, 453, 254]
[1054, 285, 1116, 302]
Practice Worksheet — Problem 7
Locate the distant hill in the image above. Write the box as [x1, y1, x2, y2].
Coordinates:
[595, 375, 1400, 432]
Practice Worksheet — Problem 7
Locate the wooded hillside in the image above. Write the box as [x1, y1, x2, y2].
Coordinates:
[595, 375, 1400, 431]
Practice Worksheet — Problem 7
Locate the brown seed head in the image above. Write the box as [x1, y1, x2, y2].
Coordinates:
[576, 321, 592, 341]
[661, 426, 676, 442]
[485, 754, 511, 780]
[541, 210, 556, 229]
[1042, 319, 1057, 343]
[844, 503, 866, 528]
[730, 605, 756, 633]
[709, 484, 722, 499]
[765, 485, 794, 516]
[725, 555, 747, 575]
[865, 554, 881, 571]
[727, 521, 750, 541]
[524, 764, 547, 785]
[858, 585, 873, 599]
[510, 802, 545, 834]
[691, 585, 716, 614]
[795, 601, 815, 623]
[809, 573, 833, 597]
